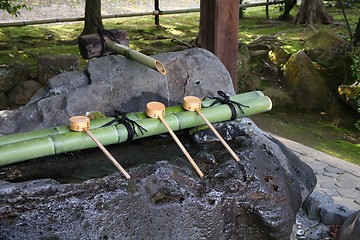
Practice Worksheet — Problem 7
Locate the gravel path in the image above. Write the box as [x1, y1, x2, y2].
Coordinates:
[0, 0, 200, 23]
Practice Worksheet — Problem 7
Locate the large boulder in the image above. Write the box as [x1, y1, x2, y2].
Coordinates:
[0, 93, 6, 110]
[0, 62, 30, 94]
[338, 210, 360, 240]
[262, 87, 294, 109]
[283, 50, 330, 110]
[6, 80, 42, 107]
[304, 31, 352, 90]
[268, 46, 291, 67]
[237, 43, 262, 92]
[0, 119, 317, 240]
[0, 48, 234, 135]
[37, 54, 80, 85]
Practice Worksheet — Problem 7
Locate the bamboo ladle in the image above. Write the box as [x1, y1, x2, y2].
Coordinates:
[146, 102, 204, 178]
[183, 96, 240, 162]
[69, 116, 131, 179]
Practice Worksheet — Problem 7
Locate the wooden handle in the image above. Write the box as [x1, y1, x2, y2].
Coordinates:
[84, 128, 131, 179]
[158, 115, 204, 178]
[195, 109, 240, 162]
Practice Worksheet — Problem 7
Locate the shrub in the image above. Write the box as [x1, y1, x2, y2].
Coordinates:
[349, 46, 360, 82]
[0, 0, 28, 17]
[348, 47, 360, 130]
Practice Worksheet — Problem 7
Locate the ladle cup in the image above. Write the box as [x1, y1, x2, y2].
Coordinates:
[146, 102, 204, 178]
[183, 96, 240, 162]
[69, 116, 131, 179]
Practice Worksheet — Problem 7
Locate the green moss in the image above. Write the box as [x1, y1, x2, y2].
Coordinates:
[317, 141, 360, 165]
[87, 111, 107, 120]
[251, 110, 360, 165]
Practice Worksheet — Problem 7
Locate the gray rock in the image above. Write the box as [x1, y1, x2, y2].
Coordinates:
[237, 44, 255, 92]
[0, 93, 6, 110]
[262, 87, 294, 108]
[304, 31, 352, 90]
[319, 204, 352, 225]
[268, 46, 290, 66]
[6, 80, 42, 106]
[338, 210, 360, 240]
[304, 225, 332, 240]
[37, 54, 80, 85]
[0, 62, 30, 94]
[0, 48, 234, 135]
[0, 119, 317, 240]
[294, 209, 333, 240]
[47, 71, 90, 95]
[303, 191, 334, 221]
[283, 50, 330, 110]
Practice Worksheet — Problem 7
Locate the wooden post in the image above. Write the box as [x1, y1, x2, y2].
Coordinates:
[154, 0, 160, 26]
[200, 0, 240, 91]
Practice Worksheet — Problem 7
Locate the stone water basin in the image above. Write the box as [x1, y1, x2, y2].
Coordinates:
[0, 119, 316, 240]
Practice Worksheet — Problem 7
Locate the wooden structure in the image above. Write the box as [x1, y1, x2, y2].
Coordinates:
[200, 0, 240, 91]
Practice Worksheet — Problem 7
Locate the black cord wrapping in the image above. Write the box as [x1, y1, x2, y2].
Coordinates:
[101, 110, 148, 141]
[204, 91, 249, 120]
[91, 17, 120, 57]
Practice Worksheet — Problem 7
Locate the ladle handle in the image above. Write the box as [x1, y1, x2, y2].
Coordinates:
[195, 109, 240, 162]
[84, 128, 131, 179]
[158, 115, 204, 178]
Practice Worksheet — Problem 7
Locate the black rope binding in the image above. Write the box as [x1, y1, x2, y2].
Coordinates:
[102, 110, 147, 141]
[91, 17, 121, 57]
[205, 91, 249, 120]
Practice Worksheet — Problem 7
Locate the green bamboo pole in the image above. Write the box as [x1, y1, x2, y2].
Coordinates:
[0, 91, 264, 146]
[106, 41, 167, 75]
[0, 94, 271, 167]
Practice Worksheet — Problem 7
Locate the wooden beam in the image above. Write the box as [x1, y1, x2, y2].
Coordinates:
[200, 0, 240, 91]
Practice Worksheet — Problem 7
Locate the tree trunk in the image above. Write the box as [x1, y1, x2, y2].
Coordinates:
[294, 0, 332, 25]
[352, 16, 360, 46]
[80, 0, 103, 36]
[278, 0, 297, 21]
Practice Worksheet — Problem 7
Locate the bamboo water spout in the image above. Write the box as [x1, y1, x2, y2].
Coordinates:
[146, 101, 204, 178]
[69, 116, 130, 179]
[106, 41, 166, 75]
[183, 96, 240, 162]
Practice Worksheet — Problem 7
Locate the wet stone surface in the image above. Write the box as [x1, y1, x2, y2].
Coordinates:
[0, 119, 316, 240]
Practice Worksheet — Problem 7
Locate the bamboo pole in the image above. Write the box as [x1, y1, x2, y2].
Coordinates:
[69, 116, 130, 179]
[183, 96, 240, 162]
[146, 101, 204, 178]
[195, 109, 240, 161]
[0, 94, 272, 167]
[106, 41, 166, 75]
[83, 128, 130, 179]
[0, 91, 264, 146]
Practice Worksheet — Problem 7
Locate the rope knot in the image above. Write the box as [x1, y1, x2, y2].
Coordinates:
[102, 110, 147, 141]
[205, 91, 249, 120]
